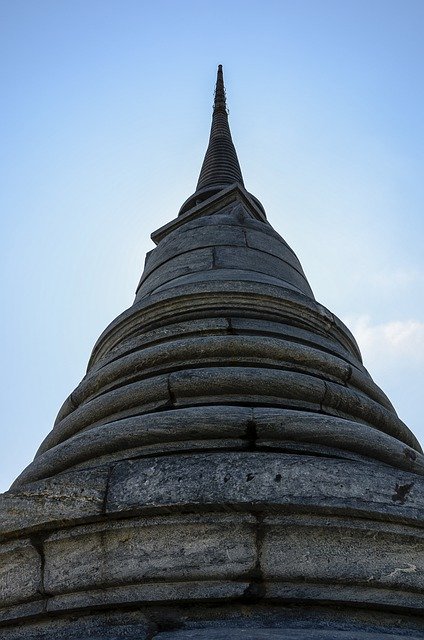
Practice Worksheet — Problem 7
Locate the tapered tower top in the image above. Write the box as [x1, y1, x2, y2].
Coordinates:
[196, 64, 244, 190]
[179, 65, 252, 215]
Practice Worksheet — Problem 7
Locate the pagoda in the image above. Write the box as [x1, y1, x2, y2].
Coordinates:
[1, 66, 424, 639]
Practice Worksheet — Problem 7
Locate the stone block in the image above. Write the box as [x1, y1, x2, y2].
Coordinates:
[262, 517, 424, 590]
[3, 467, 108, 529]
[44, 515, 256, 594]
[0, 610, 151, 639]
[150, 269, 302, 297]
[214, 246, 313, 298]
[138, 247, 214, 296]
[245, 228, 303, 270]
[143, 224, 246, 279]
[0, 539, 41, 606]
[15, 406, 251, 486]
[169, 367, 325, 409]
[36, 374, 170, 455]
[106, 451, 424, 521]
[156, 631, 423, 640]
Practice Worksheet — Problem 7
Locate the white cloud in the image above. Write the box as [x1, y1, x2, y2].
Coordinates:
[345, 315, 424, 364]
[344, 315, 424, 444]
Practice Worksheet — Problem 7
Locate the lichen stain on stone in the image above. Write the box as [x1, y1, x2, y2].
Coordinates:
[391, 482, 414, 504]
[404, 447, 417, 461]
[387, 563, 417, 579]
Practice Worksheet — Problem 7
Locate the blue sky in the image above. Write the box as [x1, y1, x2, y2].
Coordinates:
[1, 0, 423, 491]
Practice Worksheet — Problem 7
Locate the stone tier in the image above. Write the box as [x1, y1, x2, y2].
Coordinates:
[2, 454, 424, 638]
[13, 199, 423, 488]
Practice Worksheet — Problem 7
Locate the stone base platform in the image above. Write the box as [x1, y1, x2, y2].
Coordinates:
[1, 452, 424, 638]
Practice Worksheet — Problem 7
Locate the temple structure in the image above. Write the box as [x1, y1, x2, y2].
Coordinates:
[1, 66, 424, 639]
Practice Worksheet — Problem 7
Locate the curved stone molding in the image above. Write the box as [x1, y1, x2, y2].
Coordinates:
[15, 206, 421, 483]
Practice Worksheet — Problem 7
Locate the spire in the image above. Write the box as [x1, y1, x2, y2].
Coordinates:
[196, 65, 244, 191]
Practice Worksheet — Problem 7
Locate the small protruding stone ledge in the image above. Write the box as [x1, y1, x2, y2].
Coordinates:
[0, 467, 109, 541]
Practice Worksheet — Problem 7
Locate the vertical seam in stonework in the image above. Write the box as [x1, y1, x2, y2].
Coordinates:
[102, 463, 117, 516]
[29, 533, 52, 601]
[167, 374, 176, 407]
[321, 381, 329, 412]
[345, 364, 353, 385]
[243, 513, 266, 601]
[246, 409, 257, 451]
[226, 317, 234, 334]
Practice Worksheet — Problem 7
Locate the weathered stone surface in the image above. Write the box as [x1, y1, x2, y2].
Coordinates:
[3, 467, 108, 531]
[0, 611, 151, 639]
[44, 515, 256, 594]
[90, 279, 359, 368]
[45, 580, 249, 612]
[15, 406, 251, 485]
[0, 539, 41, 606]
[66, 336, 352, 412]
[262, 516, 424, 590]
[150, 268, 305, 297]
[140, 223, 246, 283]
[228, 317, 364, 370]
[169, 367, 325, 409]
[157, 631, 424, 640]
[106, 452, 424, 521]
[214, 246, 313, 297]
[253, 409, 424, 474]
[139, 247, 214, 297]
[245, 227, 303, 269]
[0, 599, 45, 625]
[36, 374, 170, 455]
[323, 380, 420, 449]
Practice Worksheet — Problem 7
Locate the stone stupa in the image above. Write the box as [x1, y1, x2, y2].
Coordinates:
[1, 66, 424, 639]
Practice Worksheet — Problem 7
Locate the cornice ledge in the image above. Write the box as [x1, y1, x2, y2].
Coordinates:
[151, 184, 267, 245]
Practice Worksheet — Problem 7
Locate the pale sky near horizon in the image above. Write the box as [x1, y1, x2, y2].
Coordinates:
[1, 0, 423, 491]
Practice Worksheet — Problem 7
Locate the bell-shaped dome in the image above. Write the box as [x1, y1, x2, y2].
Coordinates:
[3, 67, 424, 640]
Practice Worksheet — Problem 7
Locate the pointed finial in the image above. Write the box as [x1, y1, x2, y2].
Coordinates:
[195, 65, 244, 192]
[178, 65, 265, 217]
[214, 64, 227, 114]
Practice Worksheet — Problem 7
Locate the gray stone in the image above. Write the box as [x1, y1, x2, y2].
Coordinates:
[0, 611, 151, 639]
[169, 366, 325, 409]
[214, 246, 313, 297]
[253, 408, 424, 474]
[0, 539, 41, 606]
[43, 514, 256, 595]
[141, 223, 246, 281]
[156, 631, 424, 640]
[36, 374, 170, 456]
[245, 227, 302, 268]
[138, 246, 214, 296]
[15, 406, 251, 485]
[262, 516, 424, 589]
[148, 268, 304, 298]
[3, 467, 108, 530]
[106, 451, 424, 521]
